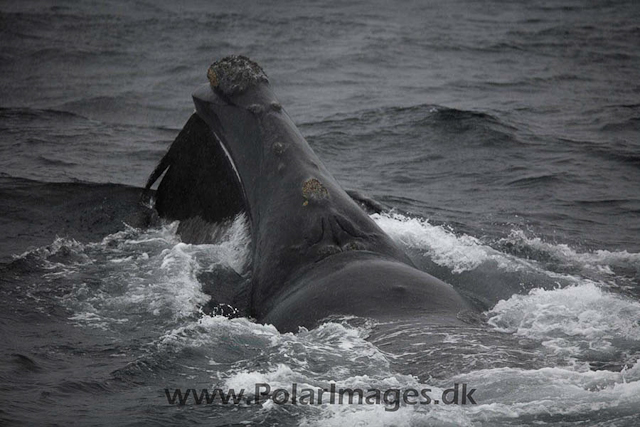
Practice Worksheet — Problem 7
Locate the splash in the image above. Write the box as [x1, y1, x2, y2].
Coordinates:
[371, 212, 530, 273]
[487, 282, 640, 358]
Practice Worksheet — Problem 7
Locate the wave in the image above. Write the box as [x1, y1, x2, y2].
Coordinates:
[13, 215, 251, 328]
[0, 106, 89, 122]
[372, 212, 497, 274]
[601, 117, 640, 133]
[308, 104, 519, 150]
[27, 46, 128, 62]
[373, 212, 640, 305]
[371, 212, 637, 278]
[487, 282, 640, 358]
[36, 155, 78, 167]
[497, 229, 640, 268]
[504, 173, 562, 188]
[0, 178, 153, 261]
[481, 73, 585, 88]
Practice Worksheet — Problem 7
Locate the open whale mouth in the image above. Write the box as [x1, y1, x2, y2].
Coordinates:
[192, 94, 248, 215]
[143, 56, 277, 238]
[145, 56, 392, 254]
[143, 97, 251, 231]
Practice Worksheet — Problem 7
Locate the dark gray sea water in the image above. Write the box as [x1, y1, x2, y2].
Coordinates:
[1, 0, 639, 425]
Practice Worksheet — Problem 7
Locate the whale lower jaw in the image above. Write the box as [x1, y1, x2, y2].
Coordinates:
[144, 113, 247, 227]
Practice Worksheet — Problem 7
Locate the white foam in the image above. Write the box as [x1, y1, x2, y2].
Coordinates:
[371, 213, 640, 289]
[158, 315, 281, 351]
[371, 212, 525, 273]
[448, 360, 640, 421]
[50, 215, 252, 329]
[487, 282, 640, 356]
[20, 207, 640, 426]
[502, 229, 640, 269]
[15, 236, 92, 266]
[300, 402, 474, 427]
[207, 213, 252, 274]
[294, 359, 640, 426]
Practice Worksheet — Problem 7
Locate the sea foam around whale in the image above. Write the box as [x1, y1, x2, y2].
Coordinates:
[8, 212, 639, 426]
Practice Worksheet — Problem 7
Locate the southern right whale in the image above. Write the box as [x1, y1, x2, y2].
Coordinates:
[146, 55, 475, 333]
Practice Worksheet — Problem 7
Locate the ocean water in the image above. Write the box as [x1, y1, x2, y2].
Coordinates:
[1, 0, 639, 425]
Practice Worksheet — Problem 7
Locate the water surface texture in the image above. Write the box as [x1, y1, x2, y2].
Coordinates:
[1, 1, 639, 425]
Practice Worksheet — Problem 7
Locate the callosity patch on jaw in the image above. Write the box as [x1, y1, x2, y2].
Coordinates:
[206, 55, 269, 96]
[302, 178, 329, 206]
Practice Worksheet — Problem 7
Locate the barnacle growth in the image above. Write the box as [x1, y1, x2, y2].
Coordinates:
[207, 55, 269, 95]
[302, 178, 329, 206]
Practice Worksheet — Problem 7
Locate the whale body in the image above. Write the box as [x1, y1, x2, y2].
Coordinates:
[146, 56, 474, 332]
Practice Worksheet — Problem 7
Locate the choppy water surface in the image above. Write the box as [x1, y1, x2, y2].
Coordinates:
[1, 0, 639, 425]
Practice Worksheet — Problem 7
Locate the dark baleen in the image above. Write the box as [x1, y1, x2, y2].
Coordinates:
[147, 56, 474, 332]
